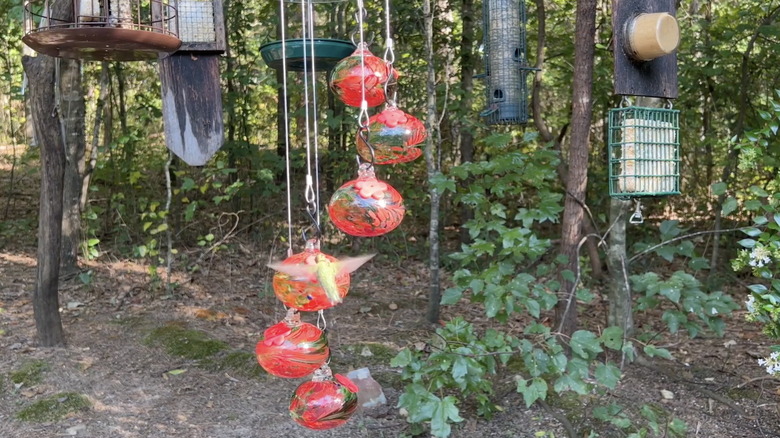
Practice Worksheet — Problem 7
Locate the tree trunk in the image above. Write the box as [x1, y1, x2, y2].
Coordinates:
[457, 0, 476, 244]
[81, 62, 111, 214]
[60, 58, 87, 276]
[606, 198, 633, 334]
[423, 0, 442, 325]
[555, 0, 597, 338]
[23, 53, 66, 347]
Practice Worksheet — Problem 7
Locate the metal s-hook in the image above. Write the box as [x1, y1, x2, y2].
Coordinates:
[357, 127, 376, 167]
[629, 199, 644, 224]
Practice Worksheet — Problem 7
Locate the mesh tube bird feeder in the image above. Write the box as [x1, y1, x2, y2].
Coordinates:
[608, 105, 680, 198]
[22, 0, 181, 61]
[480, 0, 535, 125]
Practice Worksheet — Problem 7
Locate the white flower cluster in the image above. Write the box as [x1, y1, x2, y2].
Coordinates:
[749, 246, 772, 268]
[758, 351, 780, 375]
[745, 294, 757, 314]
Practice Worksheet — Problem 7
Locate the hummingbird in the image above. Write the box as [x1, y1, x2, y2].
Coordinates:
[267, 253, 376, 304]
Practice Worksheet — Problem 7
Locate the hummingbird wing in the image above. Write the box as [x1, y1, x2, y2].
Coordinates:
[266, 261, 317, 281]
[336, 253, 376, 276]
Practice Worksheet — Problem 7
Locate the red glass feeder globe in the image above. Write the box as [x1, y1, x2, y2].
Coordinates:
[329, 42, 396, 108]
[328, 164, 405, 237]
[272, 240, 350, 311]
[255, 311, 329, 379]
[356, 106, 426, 165]
[289, 366, 359, 430]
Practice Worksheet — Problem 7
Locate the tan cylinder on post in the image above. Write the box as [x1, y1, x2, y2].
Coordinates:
[626, 12, 679, 61]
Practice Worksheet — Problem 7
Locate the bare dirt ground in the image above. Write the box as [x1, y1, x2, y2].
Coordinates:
[2, 149, 780, 438]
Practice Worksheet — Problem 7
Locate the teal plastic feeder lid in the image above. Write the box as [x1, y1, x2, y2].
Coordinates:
[260, 39, 355, 71]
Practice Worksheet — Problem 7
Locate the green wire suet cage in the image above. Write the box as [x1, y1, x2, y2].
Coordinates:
[608, 106, 680, 198]
[480, 0, 536, 125]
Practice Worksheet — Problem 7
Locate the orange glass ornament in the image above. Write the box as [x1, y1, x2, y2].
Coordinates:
[289, 365, 359, 430]
[255, 310, 329, 378]
[329, 42, 396, 108]
[328, 164, 405, 237]
[272, 240, 350, 311]
[356, 106, 426, 165]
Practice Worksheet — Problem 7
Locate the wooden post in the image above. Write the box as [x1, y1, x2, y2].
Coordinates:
[159, 53, 224, 166]
[23, 53, 66, 347]
[613, 0, 678, 98]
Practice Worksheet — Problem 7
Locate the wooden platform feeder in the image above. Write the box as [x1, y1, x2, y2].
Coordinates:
[479, 0, 536, 125]
[608, 106, 680, 198]
[22, 0, 181, 61]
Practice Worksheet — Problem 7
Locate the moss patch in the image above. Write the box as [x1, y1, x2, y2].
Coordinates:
[338, 342, 399, 367]
[10, 360, 48, 387]
[145, 323, 228, 360]
[202, 350, 265, 379]
[727, 386, 760, 401]
[110, 315, 146, 329]
[16, 392, 90, 422]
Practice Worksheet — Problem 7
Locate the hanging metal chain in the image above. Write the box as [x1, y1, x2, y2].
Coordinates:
[279, 0, 294, 255]
[300, 0, 322, 235]
[353, 0, 370, 130]
[382, 0, 397, 107]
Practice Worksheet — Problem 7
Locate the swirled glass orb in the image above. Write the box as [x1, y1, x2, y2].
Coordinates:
[329, 42, 396, 108]
[255, 313, 329, 378]
[289, 368, 359, 430]
[272, 240, 350, 311]
[328, 164, 405, 237]
[356, 106, 426, 164]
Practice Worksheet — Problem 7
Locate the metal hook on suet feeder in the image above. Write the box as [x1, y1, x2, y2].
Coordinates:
[629, 200, 644, 224]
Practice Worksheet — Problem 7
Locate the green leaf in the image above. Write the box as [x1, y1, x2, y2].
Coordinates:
[738, 238, 756, 248]
[711, 181, 727, 196]
[594, 363, 621, 389]
[553, 373, 589, 394]
[390, 349, 413, 368]
[569, 330, 603, 359]
[750, 185, 769, 198]
[659, 285, 681, 303]
[643, 345, 674, 360]
[441, 287, 463, 305]
[599, 327, 624, 350]
[184, 202, 198, 221]
[659, 220, 680, 237]
[656, 245, 677, 263]
[451, 356, 468, 381]
[721, 197, 738, 216]
[167, 369, 187, 375]
[517, 377, 548, 407]
[181, 177, 196, 191]
[668, 418, 688, 436]
[429, 172, 457, 193]
[430, 396, 463, 438]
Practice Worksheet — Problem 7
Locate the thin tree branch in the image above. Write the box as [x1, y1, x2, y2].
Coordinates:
[629, 226, 753, 265]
